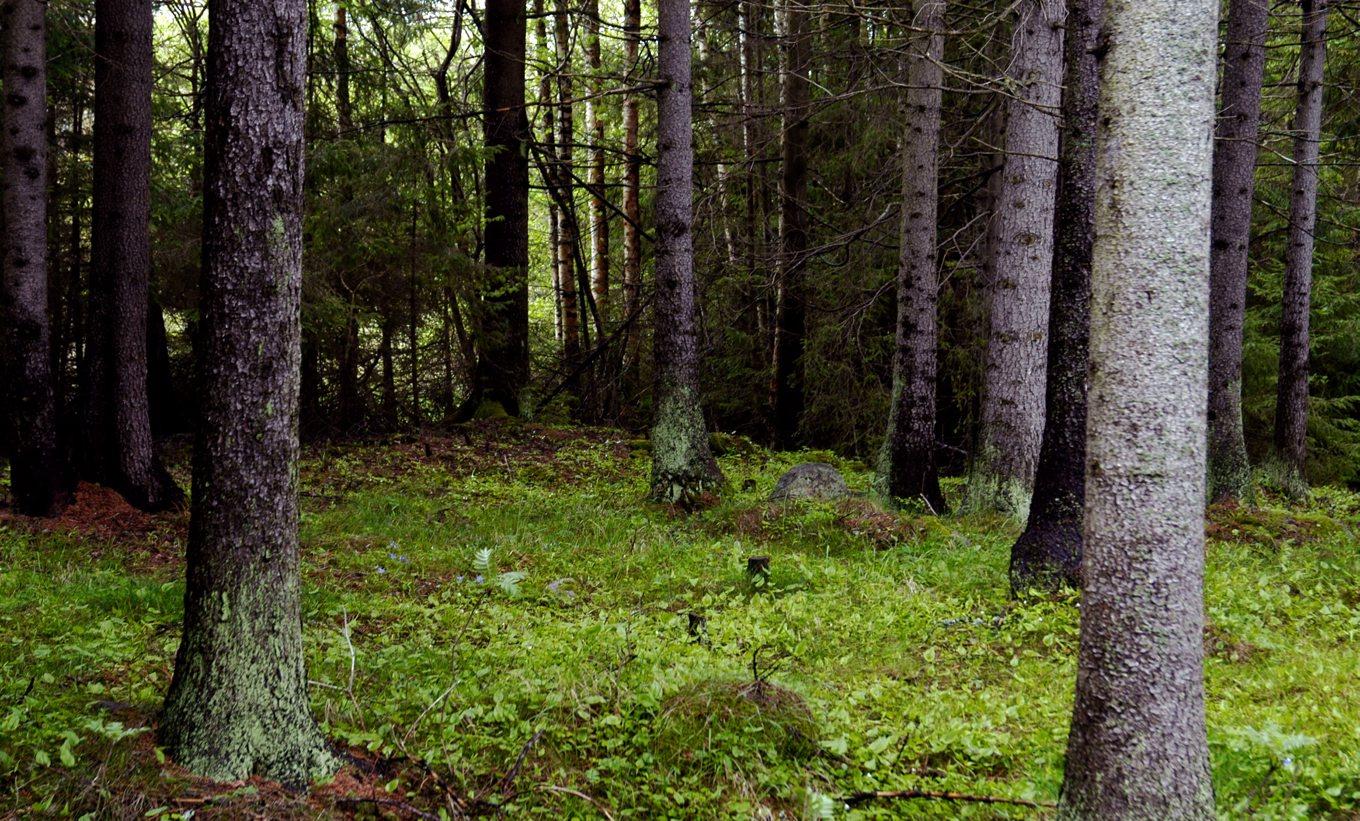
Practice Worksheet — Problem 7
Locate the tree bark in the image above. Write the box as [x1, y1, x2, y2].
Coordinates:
[878, 0, 946, 514]
[967, 0, 1065, 518]
[651, 0, 723, 504]
[1206, 0, 1269, 504]
[472, 0, 530, 417]
[83, 0, 184, 512]
[1273, 0, 1329, 492]
[770, 0, 810, 449]
[555, 0, 582, 374]
[620, 0, 643, 389]
[1059, 0, 1217, 813]
[1, 0, 66, 516]
[585, 0, 609, 317]
[1009, 0, 1101, 591]
[161, 0, 336, 786]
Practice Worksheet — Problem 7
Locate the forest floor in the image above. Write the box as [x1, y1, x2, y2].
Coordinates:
[3, 421, 1360, 819]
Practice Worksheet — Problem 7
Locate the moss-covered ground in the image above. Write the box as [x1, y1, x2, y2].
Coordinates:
[3, 421, 1360, 818]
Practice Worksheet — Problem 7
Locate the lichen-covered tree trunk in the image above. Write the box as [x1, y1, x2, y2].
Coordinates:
[472, 0, 530, 417]
[82, 0, 184, 512]
[650, 0, 723, 504]
[1, 0, 66, 516]
[1058, 0, 1218, 813]
[878, 0, 946, 514]
[967, 0, 1065, 518]
[1274, 0, 1329, 493]
[1008, 0, 1101, 591]
[770, 0, 809, 449]
[160, 0, 336, 787]
[1207, 0, 1269, 504]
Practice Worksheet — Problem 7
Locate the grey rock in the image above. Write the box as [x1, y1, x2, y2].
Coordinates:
[770, 463, 850, 501]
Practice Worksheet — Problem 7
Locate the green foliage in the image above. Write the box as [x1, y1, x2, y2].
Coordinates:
[5, 430, 1360, 816]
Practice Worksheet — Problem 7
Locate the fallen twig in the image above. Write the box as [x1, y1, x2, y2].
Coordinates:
[540, 784, 617, 820]
[843, 788, 1055, 809]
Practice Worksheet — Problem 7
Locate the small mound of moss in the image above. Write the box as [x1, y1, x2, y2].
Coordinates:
[654, 679, 819, 774]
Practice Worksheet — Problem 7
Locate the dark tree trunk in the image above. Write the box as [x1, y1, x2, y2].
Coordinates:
[1274, 0, 1329, 491]
[968, 0, 1065, 517]
[380, 314, 397, 430]
[1, 0, 66, 516]
[555, 0, 582, 376]
[650, 0, 723, 504]
[878, 0, 946, 514]
[1206, 0, 1269, 504]
[620, 0, 643, 391]
[471, 0, 530, 417]
[161, 0, 335, 786]
[1009, 0, 1102, 591]
[83, 0, 184, 511]
[1059, 0, 1217, 813]
[770, 0, 809, 449]
[585, 0, 609, 319]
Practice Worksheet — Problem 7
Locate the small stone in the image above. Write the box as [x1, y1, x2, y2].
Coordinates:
[769, 463, 851, 501]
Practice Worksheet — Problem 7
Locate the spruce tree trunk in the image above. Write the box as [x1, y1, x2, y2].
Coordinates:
[161, 0, 336, 787]
[474, 0, 530, 417]
[585, 0, 609, 317]
[1274, 0, 1329, 491]
[555, 0, 582, 374]
[968, 0, 1065, 517]
[1059, 0, 1217, 813]
[878, 0, 946, 514]
[1009, 0, 1102, 591]
[84, 0, 184, 512]
[1, 0, 66, 516]
[620, 0, 643, 389]
[1207, 0, 1269, 504]
[651, 0, 723, 504]
[770, 0, 810, 449]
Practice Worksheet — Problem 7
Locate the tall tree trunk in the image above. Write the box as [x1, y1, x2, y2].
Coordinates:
[471, 0, 530, 417]
[1009, 0, 1102, 591]
[1206, 0, 1269, 504]
[585, 0, 609, 318]
[0, 0, 66, 516]
[161, 0, 336, 786]
[84, 0, 184, 511]
[967, 0, 1065, 517]
[380, 314, 397, 429]
[770, 0, 809, 449]
[555, 0, 582, 374]
[532, 0, 562, 345]
[1059, 0, 1217, 813]
[651, 0, 723, 504]
[878, 0, 946, 514]
[1274, 0, 1329, 492]
[620, 0, 643, 388]
[333, 6, 360, 434]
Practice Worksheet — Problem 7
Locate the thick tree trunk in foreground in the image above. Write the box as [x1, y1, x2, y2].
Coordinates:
[161, 0, 335, 786]
[878, 0, 946, 514]
[1274, 0, 1329, 492]
[770, 0, 810, 449]
[83, 0, 184, 511]
[1009, 0, 1101, 591]
[967, 0, 1064, 517]
[650, 0, 723, 504]
[1207, 0, 1269, 504]
[1059, 0, 1217, 813]
[1, 0, 65, 516]
[471, 0, 530, 417]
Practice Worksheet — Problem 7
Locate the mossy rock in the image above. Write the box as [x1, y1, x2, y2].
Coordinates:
[770, 463, 851, 502]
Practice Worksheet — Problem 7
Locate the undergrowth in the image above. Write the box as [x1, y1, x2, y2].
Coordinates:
[3, 421, 1360, 818]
